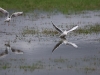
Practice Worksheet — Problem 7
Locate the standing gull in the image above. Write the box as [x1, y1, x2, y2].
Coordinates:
[51, 21, 78, 38]
[0, 7, 23, 25]
[5, 43, 24, 54]
[0, 47, 8, 58]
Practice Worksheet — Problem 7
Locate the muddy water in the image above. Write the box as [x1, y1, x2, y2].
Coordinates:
[0, 10, 100, 75]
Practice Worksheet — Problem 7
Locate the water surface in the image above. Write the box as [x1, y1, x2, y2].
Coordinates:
[0, 10, 100, 75]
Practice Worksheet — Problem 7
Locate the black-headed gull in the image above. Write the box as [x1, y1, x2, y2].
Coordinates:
[5, 43, 24, 54]
[51, 21, 78, 38]
[52, 38, 78, 52]
[0, 47, 8, 58]
[0, 7, 23, 22]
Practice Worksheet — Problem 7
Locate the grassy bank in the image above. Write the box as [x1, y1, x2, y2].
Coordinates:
[0, 0, 100, 12]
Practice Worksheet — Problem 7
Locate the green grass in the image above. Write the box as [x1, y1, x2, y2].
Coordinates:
[0, 0, 100, 12]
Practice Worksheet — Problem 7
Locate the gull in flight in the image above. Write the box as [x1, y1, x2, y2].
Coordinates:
[5, 43, 24, 54]
[52, 38, 78, 52]
[51, 21, 78, 38]
[0, 7, 23, 24]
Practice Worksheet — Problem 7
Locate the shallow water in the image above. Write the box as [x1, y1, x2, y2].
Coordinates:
[0, 10, 100, 75]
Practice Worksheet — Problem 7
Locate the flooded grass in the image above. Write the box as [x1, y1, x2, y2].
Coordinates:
[22, 24, 100, 36]
[75, 24, 100, 34]
[22, 28, 58, 36]
[2, 65, 11, 70]
[21, 26, 39, 37]
[20, 62, 44, 71]
[22, 29, 39, 35]
[83, 67, 96, 73]
[0, 63, 11, 70]
[0, 56, 100, 73]
[42, 28, 58, 36]
[51, 57, 68, 63]
[0, 0, 100, 12]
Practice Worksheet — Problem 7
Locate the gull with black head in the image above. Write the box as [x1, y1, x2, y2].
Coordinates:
[5, 43, 24, 54]
[51, 21, 78, 38]
[0, 7, 23, 25]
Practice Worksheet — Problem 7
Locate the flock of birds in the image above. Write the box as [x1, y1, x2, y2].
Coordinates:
[0, 7, 79, 58]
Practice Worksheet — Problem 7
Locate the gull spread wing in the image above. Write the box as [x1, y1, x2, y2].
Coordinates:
[10, 12, 23, 18]
[67, 25, 78, 33]
[67, 42, 78, 48]
[51, 21, 63, 33]
[52, 41, 63, 52]
[0, 7, 9, 17]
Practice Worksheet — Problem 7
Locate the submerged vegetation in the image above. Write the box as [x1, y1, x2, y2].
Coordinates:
[20, 62, 44, 71]
[0, 56, 100, 73]
[75, 24, 100, 34]
[42, 28, 58, 36]
[0, 0, 100, 12]
[21, 27, 37, 35]
[22, 27, 58, 36]
[22, 24, 100, 36]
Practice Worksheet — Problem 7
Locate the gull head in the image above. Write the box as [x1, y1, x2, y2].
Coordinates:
[5, 43, 11, 50]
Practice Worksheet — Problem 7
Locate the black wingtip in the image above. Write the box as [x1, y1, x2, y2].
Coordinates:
[51, 21, 55, 26]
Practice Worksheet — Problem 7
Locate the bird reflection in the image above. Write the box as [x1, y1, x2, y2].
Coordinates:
[11, 47, 24, 54]
[5, 43, 24, 54]
[52, 38, 78, 52]
[0, 47, 8, 58]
